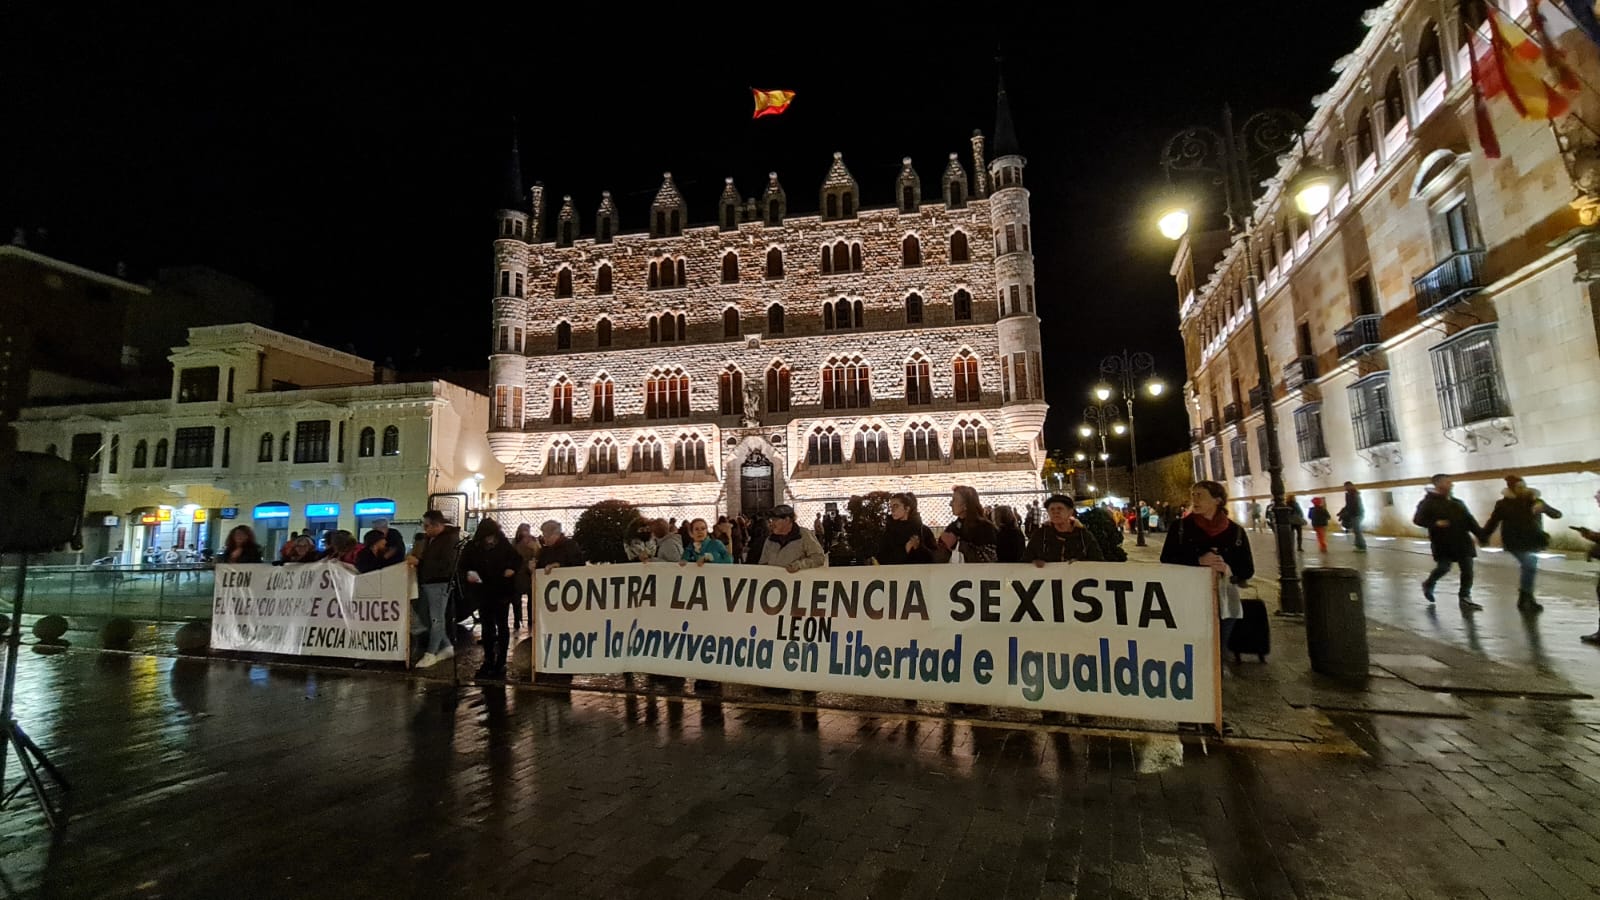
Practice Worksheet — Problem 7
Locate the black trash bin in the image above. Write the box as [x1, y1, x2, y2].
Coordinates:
[1303, 567, 1369, 680]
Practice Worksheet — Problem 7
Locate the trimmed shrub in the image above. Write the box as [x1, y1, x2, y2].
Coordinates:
[572, 499, 643, 564]
[32, 614, 69, 643]
[1078, 507, 1127, 562]
[174, 620, 210, 655]
[101, 616, 136, 649]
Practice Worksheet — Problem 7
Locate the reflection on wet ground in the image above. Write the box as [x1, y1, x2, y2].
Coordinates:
[2, 646, 1599, 899]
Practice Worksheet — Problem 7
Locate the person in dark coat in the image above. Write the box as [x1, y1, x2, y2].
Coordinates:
[994, 506, 1025, 563]
[876, 492, 935, 565]
[538, 520, 586, 573]
[458, 518, 522, 679]
[1161, 481, 1254, 648]
[941, 485, 998, 563]
[221, 525, 264, 564]
[1482, 474, 1564, 612]
[355, 529, 402, 573]
[1023, 495, 1104, 564]
[1412, 473, 1487, 612]
[1574, 488, 1600, 645]
[1338, 481, 1367, 552]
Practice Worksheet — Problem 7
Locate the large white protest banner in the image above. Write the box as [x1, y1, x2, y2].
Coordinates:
[212, 562, 412, 663]
[536, 562, 1220, 726]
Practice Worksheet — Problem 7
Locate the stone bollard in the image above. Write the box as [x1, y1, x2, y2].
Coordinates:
[174, 620, 210, 655]
[101, 617, 137, 650]
[32, 614, 69, 644]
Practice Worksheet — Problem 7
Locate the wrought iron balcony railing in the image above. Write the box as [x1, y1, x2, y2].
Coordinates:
[1413, 249, 1486, 318]
[1335, 314, 1384, 360]
[1283, 355, 1319, 392]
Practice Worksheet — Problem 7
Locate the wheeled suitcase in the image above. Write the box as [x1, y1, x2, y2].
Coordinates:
[1227, 598, 1270, 662]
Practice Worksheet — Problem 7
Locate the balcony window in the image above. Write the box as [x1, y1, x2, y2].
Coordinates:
[1208, 442, 1225, 481]
[294, 420, 331, 464]
[1429, 325, 1510, 429]
[172, 427, 215, 469]
[177, 367, 219, 403]
[1348, 373, 1400, 450]
[1335, 314, 1384, 360]
[1413, 249, 1485, 317]
[1229, 434, 1250, 476]
[1292, 404, 1329, 463]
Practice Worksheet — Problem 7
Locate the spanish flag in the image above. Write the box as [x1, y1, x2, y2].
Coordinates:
[1485, 1, 1579, 120]
[752, 89, 796, 119]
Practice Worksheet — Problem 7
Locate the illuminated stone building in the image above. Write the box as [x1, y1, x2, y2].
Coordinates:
[1172, 0, 1600, 547]
[490, 85, 1049, 527]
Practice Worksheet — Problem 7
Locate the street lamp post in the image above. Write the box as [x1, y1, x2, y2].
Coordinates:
[1156, 106, 1338, 613]
[1094, 354, 1161, 548]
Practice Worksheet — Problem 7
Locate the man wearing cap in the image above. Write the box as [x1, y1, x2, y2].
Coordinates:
[538, 520, 586, 574]
[1483, 474, 1563, 612]
[757, 505, 826, 573]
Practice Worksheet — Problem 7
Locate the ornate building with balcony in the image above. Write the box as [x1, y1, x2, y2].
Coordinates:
[488, 84, 1049, 528]
[1171, 0, 1600, 547]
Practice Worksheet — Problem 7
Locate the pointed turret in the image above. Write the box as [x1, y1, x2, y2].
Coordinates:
[763, 173, 787, 226]
[941, 153, 969, 209]
[994, 65, 1022, 159]
[556, 195, 578, 247]
[500, 126, 525, 210]
[595, 191, 617, 243]
[719, 177, 741, 231]
[987, 62, 1045, 464]
[819, 152, 859, 220]
[650, 172, 686, 238]
[896, 158, 921, 213]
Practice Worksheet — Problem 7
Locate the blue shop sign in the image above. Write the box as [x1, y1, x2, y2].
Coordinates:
[353, 499, 396, 517]
[220, 507, 239, 519]
[305, 503, 341, 518]
[253, 503, 291, 520]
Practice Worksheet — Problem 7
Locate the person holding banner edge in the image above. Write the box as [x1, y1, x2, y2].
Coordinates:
[1160, 481, 1254, 654]
[1023, 495, 1104, 564]
[874, 493, 936, 565]
[409, 510, 462, 670]
[458, 519, 521, 681]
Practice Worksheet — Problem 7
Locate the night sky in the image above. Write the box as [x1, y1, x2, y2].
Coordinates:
[5, 2, 1372, 459]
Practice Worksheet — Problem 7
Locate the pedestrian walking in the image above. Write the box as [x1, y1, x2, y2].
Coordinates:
[1308, 497, 1331, 553]
[1482, 475, 1563, 612]
[1412, 473, 1486, 612]
[458, 519, 521, 680]
[1023, 494, 1104, 564]
[408, 510, 463, 668]
[1339, 481, 1367, 552]
[876, 492, 936, 565]
[1573, 488, 1600, 645]
[1284, 494, 1306, 552]
[1249, 501, 1262, 533]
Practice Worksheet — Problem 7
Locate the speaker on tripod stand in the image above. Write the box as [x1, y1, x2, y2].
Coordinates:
[0, 445, 87, 829]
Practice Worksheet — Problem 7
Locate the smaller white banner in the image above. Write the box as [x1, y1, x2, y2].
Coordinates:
[211, 562, 412, 662]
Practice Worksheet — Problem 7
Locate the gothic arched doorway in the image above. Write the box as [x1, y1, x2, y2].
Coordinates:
[740, 450, 775, 518]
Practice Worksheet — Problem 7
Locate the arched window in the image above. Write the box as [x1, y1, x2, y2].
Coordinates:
[949, 231, 969, 263]
[550, 377, 574, 425]
[850, 243, 863, 271]
[821, 355, 870, 410]
[631, 435, 664, 472]
[279, 432, 289, 462]
[723, 307, 741, 339]
[718, 365, 744, 416]
[645, 367, 690, 419]
[765, 247, 784, 279]
[807, 426, 843, 465]
[902, 422, 940, 461]
[832, 242, 849, 273]
[676, 258, 687, 286]
[155, 438, 169, 467]
[953, 350, 981, 403]
[596, 317, 613, 348]
[547, 439, 576, 475]
[905, 353, 933, 405]
[258, 432, 274, 463]
[854, 424, 889, 463]
[588, 437, 618, 474]
[1355, 109, 1376, 161]
[592, 376, 615, 423]
[1418, 21, 1444, 87]
[133, 439, 148, 468]
[767, 304, 785, 334]
[902, 234, 921, 268]
[1382, 70, 1406, 133]
[556, 321, 572, 350]
[555, 268, 573, 299]
[649, 312, 687, 343]
[382, 425, 400, 456]
[595, 263, 613, 295]
[953, 289, 973, 321]
[721, 252, 739, 284]
[824, 297, 864, 331]
[905, 292, 923, 325]
[650, 257, 683, 290]
[359, 427, 376, 458]
[901, 185, 915, 212]
[951, 418, 990, 459]
[674, 433, 707, 471]
[766, 364, 791, 413]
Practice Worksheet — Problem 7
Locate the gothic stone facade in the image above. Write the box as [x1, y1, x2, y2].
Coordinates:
[488, 143, 1049, 528]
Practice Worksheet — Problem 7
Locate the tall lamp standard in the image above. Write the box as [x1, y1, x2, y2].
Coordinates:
[1156, 106, 1340, 612]
[1093, 355, 1163, 548]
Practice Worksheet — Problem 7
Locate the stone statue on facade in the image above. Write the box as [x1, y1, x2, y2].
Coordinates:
[742, 383, 762, 428]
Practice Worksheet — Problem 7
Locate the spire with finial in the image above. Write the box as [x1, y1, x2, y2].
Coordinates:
[501, 119, 525, 210]
[993, 57, 1021, 158]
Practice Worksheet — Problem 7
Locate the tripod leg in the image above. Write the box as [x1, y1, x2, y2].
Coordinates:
[12, 722, 68, 790]
[1, 728, 58, 830]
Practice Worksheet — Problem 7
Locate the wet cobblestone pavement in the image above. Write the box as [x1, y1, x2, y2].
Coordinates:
[2, 537, 1599, 899]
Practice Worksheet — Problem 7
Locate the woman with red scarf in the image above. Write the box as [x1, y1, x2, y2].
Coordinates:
[1160, 481, 1255, 648]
